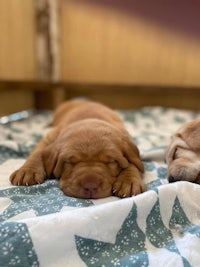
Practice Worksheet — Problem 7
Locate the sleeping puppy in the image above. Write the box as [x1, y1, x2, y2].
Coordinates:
[166, 117, 200, 184]
[10, 100, 146, 199]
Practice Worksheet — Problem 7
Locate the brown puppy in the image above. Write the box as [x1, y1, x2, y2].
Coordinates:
[166, 117, 200, 184]
[10, 100, 146, 199]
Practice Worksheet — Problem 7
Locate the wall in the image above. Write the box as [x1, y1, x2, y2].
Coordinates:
[60, 0, 200, 86]
[0, 0, 36, 79]
[1, 0, 200, 86]
[1, 0, 200, 114]
[0, 0, 36, 114]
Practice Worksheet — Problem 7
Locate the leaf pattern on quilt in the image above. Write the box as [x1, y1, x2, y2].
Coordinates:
[169, 197, 191, 229]
[143, 162, 168, 191]
[0, 222, 39, 267]
[185, 225, 200, 238]
[157, 167, 167, 180]
[0, 180, 93, 221]
[146, 197, 193, 267]
[146, 180, 162, 191]
[143, 162, 163, 191]
[0, 143, 37, 164]
[146, 199, 175, 250]
[143, 162, 156, 172]
[0, 146, 24, 164]
[170, 197, 200, 239]
[75, 203, 149, 267]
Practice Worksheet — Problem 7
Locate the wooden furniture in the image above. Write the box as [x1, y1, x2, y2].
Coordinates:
[60, 1, 200, 86]
[1, 80, 200, 116]
[0, 81, 65, 115]
[1, 1, 200, 115]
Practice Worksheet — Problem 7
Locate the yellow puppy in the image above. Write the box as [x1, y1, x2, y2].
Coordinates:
[166, 117, 200, 184]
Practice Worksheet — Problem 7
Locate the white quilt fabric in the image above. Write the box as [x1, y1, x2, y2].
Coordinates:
[0, 107, 199, 267]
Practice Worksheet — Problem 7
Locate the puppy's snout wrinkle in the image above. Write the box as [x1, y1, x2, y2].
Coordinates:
[10, 100, 145, 199]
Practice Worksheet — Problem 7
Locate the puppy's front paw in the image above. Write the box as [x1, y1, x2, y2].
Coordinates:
[10, 167, 45, 186]
[113, 177, 146, 198]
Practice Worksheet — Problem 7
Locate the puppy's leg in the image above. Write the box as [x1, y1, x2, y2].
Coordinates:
[10, 129, 59, 186]
[113, 165, 146, 198]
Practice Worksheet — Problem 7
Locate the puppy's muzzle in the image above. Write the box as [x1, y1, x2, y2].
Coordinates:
[81, 180, 100, 198]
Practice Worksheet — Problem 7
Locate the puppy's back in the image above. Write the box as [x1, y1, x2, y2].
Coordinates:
[53, 100, 124, 128]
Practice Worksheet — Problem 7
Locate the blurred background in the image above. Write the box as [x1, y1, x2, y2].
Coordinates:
[1, 0, 200, 115]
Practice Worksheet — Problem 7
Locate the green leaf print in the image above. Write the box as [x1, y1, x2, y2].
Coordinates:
[170, 197, 200, 239]
[75, 203, 149, 267]
[146, 197, 193, 267]
[0, 222, 39, 267]
[0, 180, 93, 221]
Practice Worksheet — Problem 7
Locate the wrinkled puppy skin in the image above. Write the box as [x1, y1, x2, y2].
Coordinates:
[10, 100, 146, 199]
[166, 117, 200, 184]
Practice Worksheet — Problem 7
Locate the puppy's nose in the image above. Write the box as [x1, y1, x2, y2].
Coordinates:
[82, 181, 100, 198]
[168, 175, 176, 183]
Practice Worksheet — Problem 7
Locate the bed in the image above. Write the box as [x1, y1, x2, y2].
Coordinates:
[0, 105, 200, 267]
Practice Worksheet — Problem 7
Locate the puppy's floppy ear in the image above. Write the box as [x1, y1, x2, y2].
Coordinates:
[41, 127, 62, 177]
[42, 144, 59, 177]
[165, 134, 189, 164]
[43, 145, 68, 178]
[122, 136, 144, 173]
[53, 153, 67, 178]
[180, 118, 200, 151]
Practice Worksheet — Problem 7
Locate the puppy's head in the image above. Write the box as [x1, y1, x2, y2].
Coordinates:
[43, 119, 143, 199]
[166, 134, 200, 184]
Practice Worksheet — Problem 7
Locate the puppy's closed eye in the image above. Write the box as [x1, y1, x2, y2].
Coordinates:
[165, 135, 190, 165]
[101, 153, 128, 169]
[66, 155, 80, 164]
[107, 160, 117, 166]
[172, 148, 178, 160]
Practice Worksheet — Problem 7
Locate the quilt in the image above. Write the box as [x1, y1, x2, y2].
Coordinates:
[0, 106, 200, 267]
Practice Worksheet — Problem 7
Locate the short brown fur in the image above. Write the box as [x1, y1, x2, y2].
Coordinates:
[10, 100, 146, 199]
[166, 117, 200, 184]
